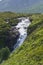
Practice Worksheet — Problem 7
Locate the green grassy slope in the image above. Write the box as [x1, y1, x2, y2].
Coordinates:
[1, 14, 43, 65]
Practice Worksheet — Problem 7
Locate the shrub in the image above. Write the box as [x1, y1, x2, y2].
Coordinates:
[0, 47, 10, 63]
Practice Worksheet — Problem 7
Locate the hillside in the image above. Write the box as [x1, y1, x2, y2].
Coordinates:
[1, 14, 43, 65]
[0, 0, 43, 13]
[27, 3, 43, 13]
[0, 12, 23, 63]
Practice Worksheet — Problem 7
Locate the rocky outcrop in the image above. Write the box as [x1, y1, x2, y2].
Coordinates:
[5, 27, 20, 51]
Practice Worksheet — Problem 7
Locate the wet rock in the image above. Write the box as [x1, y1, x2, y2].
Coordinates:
[5, 27, 20, 51]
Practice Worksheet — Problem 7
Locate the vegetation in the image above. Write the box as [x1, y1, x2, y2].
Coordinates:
[0, 13, 43, 65]
[0, 47, 10, 63]
[0, 12, 20, 63]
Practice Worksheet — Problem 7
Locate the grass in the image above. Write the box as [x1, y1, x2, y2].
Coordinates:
[0, 14, 43, 65]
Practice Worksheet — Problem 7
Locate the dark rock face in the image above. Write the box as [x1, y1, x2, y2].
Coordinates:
[5, 27, 20, 51]
[29, 17, 33, 22]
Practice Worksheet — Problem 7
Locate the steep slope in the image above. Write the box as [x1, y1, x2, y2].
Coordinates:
[1, 14, 43, 65]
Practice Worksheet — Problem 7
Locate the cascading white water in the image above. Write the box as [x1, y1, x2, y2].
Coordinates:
[14, 17, 31, 50]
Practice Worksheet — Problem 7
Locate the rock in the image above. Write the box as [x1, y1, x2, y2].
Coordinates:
[5, 27, 20, 51]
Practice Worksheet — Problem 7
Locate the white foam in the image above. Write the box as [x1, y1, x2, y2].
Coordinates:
[14, 17, 31, 50]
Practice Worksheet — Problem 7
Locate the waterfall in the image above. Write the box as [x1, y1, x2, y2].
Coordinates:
[14, 17, 31, 50]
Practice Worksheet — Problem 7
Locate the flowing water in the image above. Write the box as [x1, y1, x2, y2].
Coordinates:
[14, 17, 31, 50]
